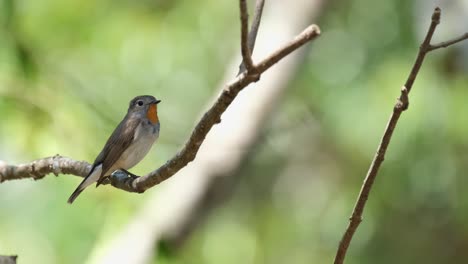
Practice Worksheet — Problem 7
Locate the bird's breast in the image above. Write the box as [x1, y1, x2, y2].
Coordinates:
[117, 122, 159, 170]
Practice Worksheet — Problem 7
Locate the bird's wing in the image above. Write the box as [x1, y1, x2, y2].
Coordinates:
[94, 115, 140, 177]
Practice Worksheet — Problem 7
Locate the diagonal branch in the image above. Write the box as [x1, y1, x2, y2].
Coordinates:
[334, 7, 468, 264]
[428, 32, 468, 51]
[88, 2, 325, 262]
[0, 2, 321, 195]
[110, 24, 320, 193]
[255, 25, 320, 73]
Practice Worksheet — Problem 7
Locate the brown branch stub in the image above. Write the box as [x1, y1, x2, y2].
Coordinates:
[0, 1, 321, 195]
[394, 86, 409, 111]
[432, 7, 441, 24]
[334, 7, 468, 264]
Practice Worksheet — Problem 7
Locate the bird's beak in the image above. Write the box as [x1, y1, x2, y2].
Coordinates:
[152, 99, 161, 105]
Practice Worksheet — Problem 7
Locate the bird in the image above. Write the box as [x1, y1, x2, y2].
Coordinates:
[67, 95, 161, 204]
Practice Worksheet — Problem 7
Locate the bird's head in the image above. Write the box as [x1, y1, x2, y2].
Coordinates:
[128, 95, 161, 124]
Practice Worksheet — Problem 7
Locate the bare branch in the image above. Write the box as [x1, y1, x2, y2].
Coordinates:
[0, 156, 90, 182]
[255, 25, 320, 73]
[238, 0, 265, 74]
[239, 0, 255, 73]
[334, 7, 468, 264]
[428, 32, 468, 51]
[247, 0, 265, 55]
[0, 1, 321, 195]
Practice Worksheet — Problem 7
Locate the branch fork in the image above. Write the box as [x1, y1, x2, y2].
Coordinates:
[334, 7, 468, 264]
[0, 1, 321, 195]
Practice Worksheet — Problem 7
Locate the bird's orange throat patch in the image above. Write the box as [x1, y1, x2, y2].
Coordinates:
[147, 104, 159, 124]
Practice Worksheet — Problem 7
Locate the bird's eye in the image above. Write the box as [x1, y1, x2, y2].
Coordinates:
[137, 100, 144, 106]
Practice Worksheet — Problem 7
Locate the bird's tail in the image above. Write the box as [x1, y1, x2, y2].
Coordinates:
[67, 185, 85, 204]
[67, 164, 103, 204]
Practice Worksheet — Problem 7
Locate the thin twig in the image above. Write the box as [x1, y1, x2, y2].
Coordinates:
[238, 0, 265, 74]
[0, 2, 321, 195]
[334, 7, 468, 264]
[247, 0, 265, 55]
[428, 32, 468, 51]
[239, 0, 255, 73]
[255, 25, 320, 73]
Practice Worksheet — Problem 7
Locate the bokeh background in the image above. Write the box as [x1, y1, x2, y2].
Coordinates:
[1, 0, 468, 263]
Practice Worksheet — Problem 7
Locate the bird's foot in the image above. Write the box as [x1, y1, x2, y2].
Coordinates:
[119, 169, 139, 180]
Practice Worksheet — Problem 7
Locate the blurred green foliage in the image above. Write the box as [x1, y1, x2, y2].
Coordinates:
[1, 0, 468, 263]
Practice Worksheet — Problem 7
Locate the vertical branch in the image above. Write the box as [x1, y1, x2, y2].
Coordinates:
[334, 7, 468, 264]
[238, 0, 265, 74]
[247, 0, 265, 53]
[239, 0, 255, 73]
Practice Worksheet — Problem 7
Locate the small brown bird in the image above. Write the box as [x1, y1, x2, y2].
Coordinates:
[68, 95, 161, 204]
